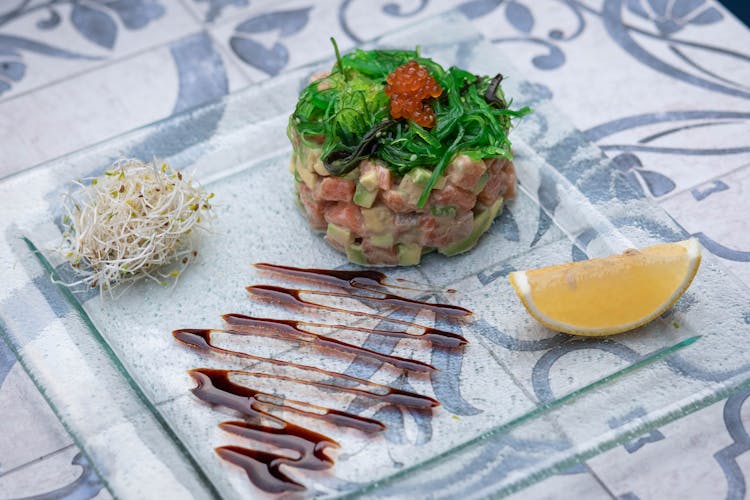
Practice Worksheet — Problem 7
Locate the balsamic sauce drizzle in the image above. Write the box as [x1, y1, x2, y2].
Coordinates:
[253, 263, 471, 318]
[224, 311, 460, 352]
[175, 263, 470, 494]
[216, 419, 337, 493]
[246, 285, 467, 347]
[190, 369, 385, 433]
[174, 328, 439, 407]
[221, 314, 437, 372]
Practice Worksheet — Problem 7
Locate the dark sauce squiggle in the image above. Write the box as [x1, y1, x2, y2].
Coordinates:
[246, 285, 467, 347]
[175, 264, 470, 494]
[190, 369, 384, 433]
[216, 420, 337, 493]
[253, 263, 471, 318]
[174, 328, 439, 408]
[221, 314, 437, 372]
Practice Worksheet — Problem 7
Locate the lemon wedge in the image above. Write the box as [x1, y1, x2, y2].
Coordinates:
[509, 239, 701, 336]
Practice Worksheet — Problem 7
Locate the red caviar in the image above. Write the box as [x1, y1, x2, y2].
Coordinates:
[385, 60, 442, 128]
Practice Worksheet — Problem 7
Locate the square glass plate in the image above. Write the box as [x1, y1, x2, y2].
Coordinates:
[2, 11, 750, 499]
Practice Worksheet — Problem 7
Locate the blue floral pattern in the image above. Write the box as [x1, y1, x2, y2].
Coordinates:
[229, 7, 311, 76]
[1, 0, 750, 498]
[0, 0, 165, 96]
[626, 0, 723, 35]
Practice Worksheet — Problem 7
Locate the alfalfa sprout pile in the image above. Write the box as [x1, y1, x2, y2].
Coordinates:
[60, 158, 213, 294]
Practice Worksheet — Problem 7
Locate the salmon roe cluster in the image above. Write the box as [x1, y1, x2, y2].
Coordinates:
[385, 60, 442, 128]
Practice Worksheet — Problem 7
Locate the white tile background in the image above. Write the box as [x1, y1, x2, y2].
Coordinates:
[1, 0, 750, 498]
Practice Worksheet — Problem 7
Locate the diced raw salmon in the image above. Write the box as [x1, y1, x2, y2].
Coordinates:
[445, 155, 487, 191]
[316, 176, 356, 201]
[420, 211, 473, 247]
[324, 202, 363, 233]
[430, 184, 476, 212]
[478, 158, 515, 205]
[361, 240, 399, 266]
[298, 183, 327, 230]
[294, 141, 516, 265]
[499, 159, 516, 199]
[360, 160, 392, 190]
[382, 189, 419, 213]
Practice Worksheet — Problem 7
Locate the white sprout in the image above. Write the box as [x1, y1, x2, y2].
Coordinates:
[59, 158, 214, 296]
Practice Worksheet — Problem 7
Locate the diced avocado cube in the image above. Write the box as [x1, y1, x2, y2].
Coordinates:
[399, 167, 433, 204]
[362, 206, 392, 233]
[296, 164, 316, 190]
[369, 233, 394, 248]
[398, 243, 422, 266]
[306, 146, 322, 164]
[346, 243, 367, 265]
[473, 172, 490, 194]
[439, 198, 503, 257]
[359, 169, 379, 191]
[404, 167, 432, 187]
[353, 182, 378, 208]
[431, 205, 457, 218]
[326, 223, 353, 247]
[342, 166, 361, 181]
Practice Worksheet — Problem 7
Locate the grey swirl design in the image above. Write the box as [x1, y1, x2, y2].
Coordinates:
[229, 7, 312, 76]
[477, 263, 516, 286]
[0, 0, 165, 95]
[486, 0, 588, 70]
[692, 233, 750, 263]
[584, 111, 750, 197]
[531, 340, 640, 403]
[374, 434, 586, 497]
[715, 387, 750, 500]
[338, 0, 362, 43]
[10, 452, 105, 500]
[382, 0, 429, 17]
[624, 0, 723, 36]
[472, 318, 570, 352]
[124, 32, 230, 160]
[584, 111, 750, 142]
[169, 33, 229, 114]
[610, 152, 675, 197]
[338, 0, 434, 43]
[340, 308, 440, 443]
[489, 207, 520, 244]
[548, 0, 585, 41]
[595, 0, 750, 99]
[530, 168, 560, 244]
[193, 0, 248, 23]
[0, 337, 15, 389]
[457, 0, 503, 20]
[608, 407, 665, 453]
[600, 143, 750, 156]
[691, 180, 729, 201]
[429, 312, 482, 416]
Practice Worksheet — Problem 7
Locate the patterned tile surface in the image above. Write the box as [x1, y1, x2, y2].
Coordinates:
[0, 0, 199, 99]
[0, 443, 111, 499]
[587, 386, 750, 499]
[0, 346, 72, 476]
[0, 31, 249, 176]
[1, 0, 749, 497]
[660, 163, 750, 288]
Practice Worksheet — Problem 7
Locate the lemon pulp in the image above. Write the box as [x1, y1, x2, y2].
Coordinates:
[509, 239, 701, 336]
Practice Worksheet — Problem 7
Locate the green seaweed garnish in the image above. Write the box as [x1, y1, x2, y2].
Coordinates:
[289, 45, 530, 207]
